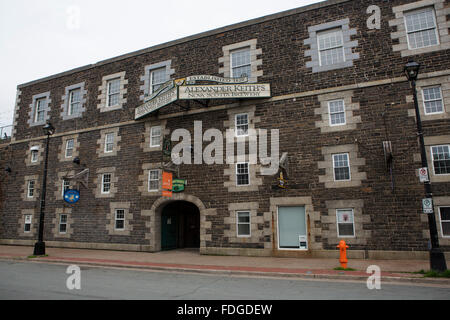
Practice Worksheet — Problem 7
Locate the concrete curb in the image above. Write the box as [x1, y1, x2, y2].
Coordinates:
[2, 256, 450, 287]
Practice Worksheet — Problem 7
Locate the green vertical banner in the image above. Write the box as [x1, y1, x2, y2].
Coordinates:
[163, 138, 172, 162]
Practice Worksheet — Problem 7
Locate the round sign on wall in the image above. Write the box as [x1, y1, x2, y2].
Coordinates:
[64, 190, 80, 204]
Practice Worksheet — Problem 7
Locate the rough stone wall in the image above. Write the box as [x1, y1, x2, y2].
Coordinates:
[1, 0, 449, 254]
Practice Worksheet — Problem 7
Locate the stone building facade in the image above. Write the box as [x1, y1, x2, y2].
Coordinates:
[1, 0, 450, 259]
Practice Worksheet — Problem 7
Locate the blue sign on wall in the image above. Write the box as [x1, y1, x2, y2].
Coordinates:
[64, 190, 80, 204]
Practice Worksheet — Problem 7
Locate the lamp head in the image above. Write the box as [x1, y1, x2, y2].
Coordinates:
[43, 123, 55, 136]
[404, 60, 421, 81]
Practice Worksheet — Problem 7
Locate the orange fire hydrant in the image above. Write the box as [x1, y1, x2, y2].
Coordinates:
[336, 240, 349, 269]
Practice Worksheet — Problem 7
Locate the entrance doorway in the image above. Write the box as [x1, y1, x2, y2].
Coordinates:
[277, 206, 308, 250]
[161, 201, 200, 251]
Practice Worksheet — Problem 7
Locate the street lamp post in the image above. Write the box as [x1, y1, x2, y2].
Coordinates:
[404, 61, 447, 272]
[33, 123, 55, 256]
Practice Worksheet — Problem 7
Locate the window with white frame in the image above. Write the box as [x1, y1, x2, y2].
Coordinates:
[27, 180, 35, 198]
[115, 209, 125, 231]
[336, 209, 355, 237]
[431, 145, 450, 175]
[150, 67, 167, 94]
[328, 100, 346, 126]
[68, 88, 81, 116]
[107, 78, 121, 107]
[104, 133, 115, 153]
[235, 114, 249, 136]
[31, 150, 39, 163]
[404, 7, 439, 50]
[333, 153, 351, 181]
[59, 214, 68, 234]
[231, 47, 252, 78]
[237, 211, 251, 237]
[439, 207, 450, 237]
[65, 139, 74, 158]
[34, 98, 46, 123]
[236, 162, 250, 186]
[148, 170, 159, 192]
[102, 174, 112, 194]
[150, 126, 161, 148]
[317, 28, 345, 66]
[62, 179, 70, 197]
[422, 86, 444, 115]
[24, 215, 32, 233]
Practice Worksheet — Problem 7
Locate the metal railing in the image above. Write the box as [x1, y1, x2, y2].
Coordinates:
[0, 125, 12, 140]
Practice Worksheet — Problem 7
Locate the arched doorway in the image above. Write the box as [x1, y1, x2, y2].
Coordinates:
[161, 201, 200, 251]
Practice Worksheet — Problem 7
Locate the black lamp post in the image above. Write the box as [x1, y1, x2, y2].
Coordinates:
[33, 122, 55, 256]
[404, 60, 447, 272]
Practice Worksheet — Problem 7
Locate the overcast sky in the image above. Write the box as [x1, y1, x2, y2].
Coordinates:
[0, 0, 323, 128]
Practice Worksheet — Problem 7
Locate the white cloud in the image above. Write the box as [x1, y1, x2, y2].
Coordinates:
[0, 0, 322, 127]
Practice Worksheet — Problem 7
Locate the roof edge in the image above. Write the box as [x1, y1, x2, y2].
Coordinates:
[18, 0, 349, 89]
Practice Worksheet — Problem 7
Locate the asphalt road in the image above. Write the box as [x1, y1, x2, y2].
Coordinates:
[0, 260, 449, 300]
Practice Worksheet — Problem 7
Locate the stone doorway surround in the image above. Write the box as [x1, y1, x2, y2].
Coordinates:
[141, 194, 214, 252]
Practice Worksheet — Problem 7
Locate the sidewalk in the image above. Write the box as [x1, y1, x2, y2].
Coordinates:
[1, 245, 449, 286]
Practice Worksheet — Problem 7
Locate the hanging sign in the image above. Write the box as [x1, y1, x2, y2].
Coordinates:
[278, 172, 287, 189]
[135, 86, 178, 120]
[64, 190, 80, 204]
[163, 138, 172, 157]
[418, 167, 430, 183]
[172, 179, 187, 193]
[422, 198, 434, 214]
[134, 75, 271, 120]
[178, 84, 271, 100]
[185, 75, 249, 84]
[162, 171, 173, 198]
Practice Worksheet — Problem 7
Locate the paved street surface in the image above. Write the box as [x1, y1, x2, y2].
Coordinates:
[0, 260, 449, 300]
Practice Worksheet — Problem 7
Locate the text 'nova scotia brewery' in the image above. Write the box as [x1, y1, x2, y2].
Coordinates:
[1, 0, 450, 260]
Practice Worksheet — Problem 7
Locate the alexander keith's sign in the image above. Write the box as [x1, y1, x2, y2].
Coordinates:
[135, 75, 271, 120]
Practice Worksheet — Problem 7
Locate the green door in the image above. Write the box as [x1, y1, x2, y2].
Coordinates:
[161, 213, 178, 251]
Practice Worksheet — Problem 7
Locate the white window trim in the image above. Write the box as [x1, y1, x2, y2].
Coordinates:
[34, 98, 46, 123]
[333, 153, 352, 182]
[236, 162, 250, 187]
[24, 215, 32, 233]
[148, 169, 160, 192]
[328, 100, 347, 127]
[404, 7, 440, 51]
[27, 180, 35, 198]
[31, 150, 39, 163]
[65, 139, 74, 158]
[431, 145, 450, 176]
[422, 86, 444, 115]
[104, 133, 115, 153]
[150, 126, 161, 148]
[336, 209, 356, 238]
[236, 211, 251, 238]
[317, 28, 346, 67]
[235, 113, 249, 137]
[59, 214, 68, 234]
[114, 209, 126, 231]
[101, 173, 112, 194]
[106, 78, 121, 107]
[149, 67, 166, 95]
[439, 207, 450, 238]
[62, 180, 70, 197]
[68, 88, 81, 116]
[230, 47, 252, 78]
